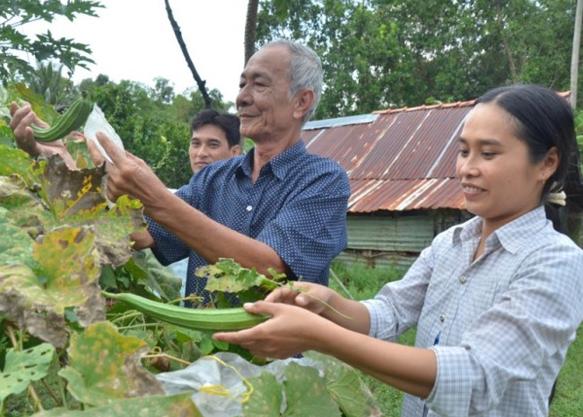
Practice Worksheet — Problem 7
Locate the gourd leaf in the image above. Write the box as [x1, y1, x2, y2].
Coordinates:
[0, 144, 36, 185]
[30, 392, 203, 417]
[59, 321, 164, 406]
[196, 258, 281, 293]
[0, 207, 34, 266]
[0, 226, 104, 347]
[243, 372, 282, 417]
[0, 343, 56, 408]
[37, 155, 145, 267]
[283, 362, 342, 417]
[0, 176, 46, 238]
[305, 351, 381, 417]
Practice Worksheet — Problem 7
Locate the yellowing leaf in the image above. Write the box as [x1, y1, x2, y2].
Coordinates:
[59, 321, 164, 406]
[31, 392, 203, 417]
[0, 226, 104, 347]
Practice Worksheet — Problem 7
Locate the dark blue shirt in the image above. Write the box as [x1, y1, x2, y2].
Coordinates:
[149, 140, 350, 298]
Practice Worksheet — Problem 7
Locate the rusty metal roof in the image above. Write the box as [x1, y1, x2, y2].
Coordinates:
[304, 100, 475, 213]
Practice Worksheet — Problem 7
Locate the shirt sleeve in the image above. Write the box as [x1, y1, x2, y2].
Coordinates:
[425, 242, 583, 417]
[361, 243, 434, 340]
[256, 164, 350, 284]
[149, 174, 203, 265]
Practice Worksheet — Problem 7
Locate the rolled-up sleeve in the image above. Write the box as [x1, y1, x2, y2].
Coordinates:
[257, 166, 350, 284]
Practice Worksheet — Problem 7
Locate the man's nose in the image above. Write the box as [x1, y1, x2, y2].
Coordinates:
[236, 86, 251, 109]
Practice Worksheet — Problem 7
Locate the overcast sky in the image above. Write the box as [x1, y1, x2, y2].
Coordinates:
[22, 0, 248, 102]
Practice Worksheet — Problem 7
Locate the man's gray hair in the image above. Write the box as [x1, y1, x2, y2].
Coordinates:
[263, 39, 323, 123]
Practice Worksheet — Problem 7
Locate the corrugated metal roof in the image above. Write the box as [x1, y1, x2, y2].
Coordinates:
[304, 100, 475, 213]
[303, 92, 579, 213]
[304, 114, 378, 130]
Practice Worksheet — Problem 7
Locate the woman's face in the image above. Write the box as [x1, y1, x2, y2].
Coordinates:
[456, 102, 558, 232]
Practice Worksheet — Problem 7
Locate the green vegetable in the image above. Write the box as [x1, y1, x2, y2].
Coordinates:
[103, 291, 267, 331]
[31, 98, 93, 142]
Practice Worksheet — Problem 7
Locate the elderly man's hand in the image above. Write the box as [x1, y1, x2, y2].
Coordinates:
[96, 132, 170, 207]
[9, 102, 71, 162]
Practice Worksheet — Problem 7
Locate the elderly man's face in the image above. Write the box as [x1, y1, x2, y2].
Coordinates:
[236, 45, 298, 143]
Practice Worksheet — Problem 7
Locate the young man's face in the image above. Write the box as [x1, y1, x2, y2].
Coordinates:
[188, 124, 240, 173]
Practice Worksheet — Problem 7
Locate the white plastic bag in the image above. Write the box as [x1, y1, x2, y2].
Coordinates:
[83, 104, 124, 163]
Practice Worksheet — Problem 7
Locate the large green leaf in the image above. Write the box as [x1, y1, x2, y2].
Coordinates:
[59, 321, 164, 407]
[283, 363, 342, 417]
[31, 392, 203, 417]
[0, 226, 104, 347]
[243, 372, 283, 417]
[0, 343, 56, 408]
[305, 351, 381, 417]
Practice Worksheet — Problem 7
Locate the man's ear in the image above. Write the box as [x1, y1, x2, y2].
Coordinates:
[293, 89, 315, 121]
[230, 144, 242, 156]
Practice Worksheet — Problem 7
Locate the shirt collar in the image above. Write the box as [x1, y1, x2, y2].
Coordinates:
[452, 206, 549, 254]
[237, 140, 307, 180]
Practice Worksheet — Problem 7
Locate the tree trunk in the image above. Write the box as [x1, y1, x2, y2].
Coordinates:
[164, 0, 213, 108]
[244, 0, 259, 65]
[570, 0, 583, 109]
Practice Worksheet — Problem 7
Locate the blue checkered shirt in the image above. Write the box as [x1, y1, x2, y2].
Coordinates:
[149, 140, 350, 299]
[363, 206, 583, 417]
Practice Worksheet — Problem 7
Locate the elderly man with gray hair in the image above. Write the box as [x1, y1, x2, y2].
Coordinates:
[93, 39, 350, 301]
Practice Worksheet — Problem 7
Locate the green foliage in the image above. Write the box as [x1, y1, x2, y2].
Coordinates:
[0, 0, 103, 81]
[25, 63, 77, 108]
[0, 343, 56, 408]
[257, 0, 577, 117]
[330, 261, 405, 300]
[78, 77, 230, 187]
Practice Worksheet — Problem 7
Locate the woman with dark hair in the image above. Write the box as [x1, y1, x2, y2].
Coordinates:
[215, 84, 583, 417]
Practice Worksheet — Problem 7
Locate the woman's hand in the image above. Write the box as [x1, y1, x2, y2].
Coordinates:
[265, 282, 338, 316]
[213, 300, 333, 359]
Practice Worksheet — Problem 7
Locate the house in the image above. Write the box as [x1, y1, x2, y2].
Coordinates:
[302, 96, 583, 268]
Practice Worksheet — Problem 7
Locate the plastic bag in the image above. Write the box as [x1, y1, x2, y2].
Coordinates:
[83, 104, 124, 163]
[155, 352, 323, 417]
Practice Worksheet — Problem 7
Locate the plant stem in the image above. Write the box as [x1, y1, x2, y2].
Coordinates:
[117, 323, 160, 331]
[110, 311, 142, 324]
[143, 352, 190, 366]
[41, 379, 60, 406]
[58, 378, 69, 409]
[6, 326, 44, 412]
[28, 385, 44, 412]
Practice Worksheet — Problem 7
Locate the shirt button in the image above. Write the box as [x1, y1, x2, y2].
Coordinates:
[246, 205, 253, 212]
[459, 275, 467, 284]
[439, 314, 445, 322]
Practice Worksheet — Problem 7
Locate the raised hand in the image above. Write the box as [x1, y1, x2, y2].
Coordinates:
[96, 132, 170, 206]
[9, 102, 74, 167]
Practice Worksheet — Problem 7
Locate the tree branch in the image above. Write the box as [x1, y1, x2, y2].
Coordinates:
[164, 0, 213, 108]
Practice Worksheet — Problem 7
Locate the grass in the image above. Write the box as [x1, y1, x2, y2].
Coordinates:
[329, 261, 583, 417]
